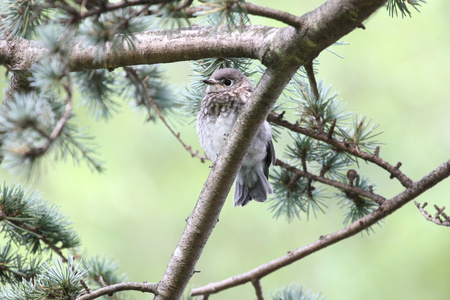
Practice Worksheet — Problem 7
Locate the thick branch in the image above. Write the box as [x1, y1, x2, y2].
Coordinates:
[0, 25, 277, 72]
[192, 160, 450, 297]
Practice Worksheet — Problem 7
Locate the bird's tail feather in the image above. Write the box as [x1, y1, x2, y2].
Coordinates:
[233, 170, 272, 207]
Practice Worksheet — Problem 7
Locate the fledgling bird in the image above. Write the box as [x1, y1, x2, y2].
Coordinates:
[197, 68, 276, 207]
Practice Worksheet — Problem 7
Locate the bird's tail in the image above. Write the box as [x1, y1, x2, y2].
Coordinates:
[233, 168, 272, 207]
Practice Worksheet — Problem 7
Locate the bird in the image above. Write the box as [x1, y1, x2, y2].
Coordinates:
[196, 68, 276, 207]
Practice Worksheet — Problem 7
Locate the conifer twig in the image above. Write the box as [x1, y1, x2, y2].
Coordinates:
[305, 61, 320, 102]
[252, 279, 264, 300]
[20, 69, 73, 159]
[276, 159, 385, 205]
[414, 201, 450, 227]
[75, 282, 158, 300]
[267, 112, 414, 188]
[141, 75, 208, 163]
[240, 2, 305, 28]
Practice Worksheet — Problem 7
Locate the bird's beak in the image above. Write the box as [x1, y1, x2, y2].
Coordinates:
[202, 79, 215, 85]
[203, 79, 225, 88]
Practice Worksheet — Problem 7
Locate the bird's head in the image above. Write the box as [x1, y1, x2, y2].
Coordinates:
[203, 68, 253, 94]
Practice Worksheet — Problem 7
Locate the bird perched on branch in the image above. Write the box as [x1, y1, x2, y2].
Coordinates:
[197, 68, 276, 207]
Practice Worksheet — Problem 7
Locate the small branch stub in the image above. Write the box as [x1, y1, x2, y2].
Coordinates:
[415, 201, 450, 227]
[390, 162, 402, 179]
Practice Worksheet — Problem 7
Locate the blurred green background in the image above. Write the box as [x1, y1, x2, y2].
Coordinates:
[1, 1, 450, 299]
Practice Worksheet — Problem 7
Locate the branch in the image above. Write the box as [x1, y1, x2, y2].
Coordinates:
[0, 25, 276, 72]
[252, 279, 264, 300]
[241, 2, 305, 28]
[1, 1, 389, 73]
[304, 61, 320, 102]
[276, 159, 386, 205]
[192, 160, 450, 297]
[414, 201, 450, 227]
[23, 69, 73, 158]
[141, 75, 207, 163]
[267, 113, 414, 188]
[75, 282, 158, 300]
[5, 218, 69, 262]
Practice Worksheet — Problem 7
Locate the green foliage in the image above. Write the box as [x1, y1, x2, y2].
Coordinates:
[0, 92, 103, 177]
[289, 76, 350, 132]
[0, 182, 127, 298]
[82, 255, 128, 299]
[198, 0, 250, 31]
[0, 242, 43, 284]
[0, 257, 88, 300]
[386, 0, 426, 17]
[74, 70, 120, 121]
[268, 71, 382, 222]
[0, 182, 80, 256]
[35, 23, 74, 58]
[156, 1, 191, 29]
[78, 8, 152, 62]
[337, 175, 382, 234]
[272, 283, 324, 300]
[337, 115, 383, 154]
[119, 65, 175, 122]
[269, 166, 328, 223]
[0, 0, 47, 39]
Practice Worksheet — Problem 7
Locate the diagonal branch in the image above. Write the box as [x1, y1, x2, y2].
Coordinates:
[141, 75, 207, 162]
[192, 160, 450, 297]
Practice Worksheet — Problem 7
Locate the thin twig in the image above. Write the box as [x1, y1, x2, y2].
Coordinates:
[107, 3, 152, 38]
[414, 201, 450, 227]
[75, 282, 158, 300]
[305, 61, 320, 102]
[80, 279, 91, 295]
[23, 69, 73, 158]
[276, 159, 385, 205]
[141, 75, 208, 163]
[241, 2, 305, 28]
[252, 279, 264, 300]
[6, 218, 69, 262]
[174, 0, 194, 11]
[328, 118, 337, 139]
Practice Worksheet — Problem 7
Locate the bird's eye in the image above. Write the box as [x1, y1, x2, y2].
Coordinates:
[223, 79, 232, 86]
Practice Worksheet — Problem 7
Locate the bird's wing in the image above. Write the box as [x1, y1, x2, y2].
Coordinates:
[264, 139, 276, 178]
